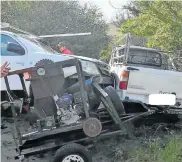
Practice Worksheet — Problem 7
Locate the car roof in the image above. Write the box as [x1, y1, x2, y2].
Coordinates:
[1, 30, 37, 38]
[1, 30, 16, 36]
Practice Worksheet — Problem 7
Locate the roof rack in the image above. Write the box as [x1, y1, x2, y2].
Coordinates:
[1, 22, 91, 39]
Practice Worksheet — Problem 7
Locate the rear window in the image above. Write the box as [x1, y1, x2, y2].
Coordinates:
[128, 49, 162, 67]
[173, 57, 182, 71]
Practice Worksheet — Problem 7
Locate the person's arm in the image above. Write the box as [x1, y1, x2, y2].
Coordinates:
[0, 61, 11, 78]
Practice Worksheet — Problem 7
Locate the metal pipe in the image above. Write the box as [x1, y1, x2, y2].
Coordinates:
[38, 32, 91, 38]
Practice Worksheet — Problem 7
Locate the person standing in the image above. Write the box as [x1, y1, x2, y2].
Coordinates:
[57, 42, 73, 55]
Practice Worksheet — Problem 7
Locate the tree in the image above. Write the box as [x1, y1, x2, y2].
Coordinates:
[1, 1, 109, 58]
[112, 10, 130, 28]
[100, 1, 144, 62]
[120, 1, 182, 54]
[122, 1, 140, 17]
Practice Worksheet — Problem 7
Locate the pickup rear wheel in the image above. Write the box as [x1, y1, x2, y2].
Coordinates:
[104, 86, 125, 114]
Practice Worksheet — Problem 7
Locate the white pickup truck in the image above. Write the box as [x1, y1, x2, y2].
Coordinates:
[110, 45, 182, 109]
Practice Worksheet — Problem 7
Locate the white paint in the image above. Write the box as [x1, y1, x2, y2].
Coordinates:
[149, 94, 176, 106]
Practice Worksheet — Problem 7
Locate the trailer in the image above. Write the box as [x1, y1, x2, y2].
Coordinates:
[4, 58, 157, 162]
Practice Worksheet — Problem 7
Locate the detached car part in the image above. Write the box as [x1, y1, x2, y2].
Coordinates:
[3, 58, 157, 161]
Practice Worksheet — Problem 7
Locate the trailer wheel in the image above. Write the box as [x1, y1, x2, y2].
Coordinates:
[52, 143, 92, 162]
[104, 86, 125, 114]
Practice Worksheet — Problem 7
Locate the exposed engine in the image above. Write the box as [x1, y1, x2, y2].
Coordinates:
[53, 93, 81, 125]
[36, 93, 84, 130]
[32, 59, 100, 130]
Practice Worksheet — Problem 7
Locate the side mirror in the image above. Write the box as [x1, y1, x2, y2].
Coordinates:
[7, 42, 25, 55]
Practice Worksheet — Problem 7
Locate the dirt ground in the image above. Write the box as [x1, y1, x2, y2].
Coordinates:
[1, 118, 53, 162]
[1, 115, 182, 162]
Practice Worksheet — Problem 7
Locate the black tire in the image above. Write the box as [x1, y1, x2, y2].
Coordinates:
[52, 143, 92, 162]
[104, 86, 125, 114]
[88, 93, 101, 111]
[29, 85, 34, 106]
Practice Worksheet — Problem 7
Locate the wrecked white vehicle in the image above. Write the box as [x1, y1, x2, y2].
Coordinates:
[110, 34, 182, 116]
[1, 30, 114, 115]
[4, 57, 155, 161]
[1, 28, 180, 162]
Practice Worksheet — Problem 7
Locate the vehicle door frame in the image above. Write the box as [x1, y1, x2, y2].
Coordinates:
[1, 32, 29, 92]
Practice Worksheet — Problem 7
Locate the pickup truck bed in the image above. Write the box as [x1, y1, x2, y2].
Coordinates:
[110, 45, 182, 109]
[125, 66, 182, 108]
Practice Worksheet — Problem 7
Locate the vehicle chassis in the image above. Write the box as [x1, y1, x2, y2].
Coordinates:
[4, 58, 156, 161]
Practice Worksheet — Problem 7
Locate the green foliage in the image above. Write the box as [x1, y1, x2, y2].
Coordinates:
[161, 137, 182, 162]
[123, 1, 140, 17]
[1, 1, 109, 58]
[121, 1, 182, 53]
[99, 34, 126, 62]
[127, 137, 182, 162]
[99, 40, 113, 62]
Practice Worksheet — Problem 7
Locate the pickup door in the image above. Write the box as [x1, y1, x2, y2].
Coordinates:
[1, 33, 28, 91]
[126, 66, 182, 108]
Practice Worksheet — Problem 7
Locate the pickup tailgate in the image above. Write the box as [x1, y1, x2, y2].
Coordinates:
[126, 66, 182, 106]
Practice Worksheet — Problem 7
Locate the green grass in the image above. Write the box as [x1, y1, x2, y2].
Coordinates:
[125, 136, 182, 162]
[95, 133, 182, 162]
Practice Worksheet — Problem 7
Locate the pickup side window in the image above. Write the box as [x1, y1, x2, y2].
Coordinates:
[0, 34, 25, 56]
[110, 48, 162, 68]
[173, 57, 182, 71]
[128, 49, 162, 67]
